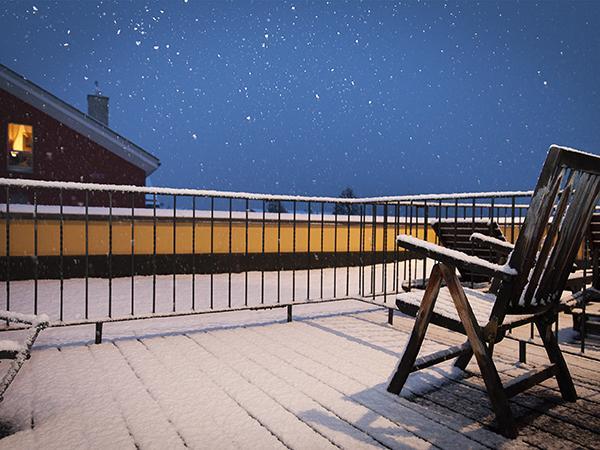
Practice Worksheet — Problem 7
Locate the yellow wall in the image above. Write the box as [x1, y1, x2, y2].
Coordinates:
[0, 218, 438, 257]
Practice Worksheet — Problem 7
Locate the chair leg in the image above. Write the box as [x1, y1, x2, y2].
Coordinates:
[535, 316, 577, 402]
[387, 264, 443, 395]
[440, 264, 517, 438]
[453, 345, 473, 370]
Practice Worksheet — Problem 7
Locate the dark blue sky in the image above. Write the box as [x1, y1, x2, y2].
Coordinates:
[1, 1, 599, 197]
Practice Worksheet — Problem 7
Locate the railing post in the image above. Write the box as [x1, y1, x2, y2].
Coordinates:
[4, 186, 9, 317]
[519, 340, 527, 363]
[108, 191, 113, 318]
[173, 195, 177, 312]
[388, 307, 394, 325]
[59, 188, 64, 322]
[95, 322, 103, 344]
[287, 304, 293, 323]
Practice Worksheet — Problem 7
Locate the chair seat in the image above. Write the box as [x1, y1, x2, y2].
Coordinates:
[396, 286, 535, 332]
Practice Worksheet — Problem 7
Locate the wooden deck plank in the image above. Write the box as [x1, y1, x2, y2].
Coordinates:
[365, 308, 600, 401]
[146, 334, 340, 450]
[308, 317, 589, 446]
[368, 309, 600, 393]
[88, 343, 187, 450]
[0, 303, 598, 449]
[0, 346, 136, 450]
[273, 317, 529, 448]
[251, 322, 498, 449]
[0, 343, 34, 437]
[189, 330, 389, 449]
[379, 310, 600, 427]
[55, 346, 137, 448]
[358, 309, 600, 397]
[207, 326, 433, 449]
[459, 374, 600, 448]
[116, 338, 286, 450]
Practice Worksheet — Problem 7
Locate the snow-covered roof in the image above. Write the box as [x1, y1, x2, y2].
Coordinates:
[0, 63, 160, 176]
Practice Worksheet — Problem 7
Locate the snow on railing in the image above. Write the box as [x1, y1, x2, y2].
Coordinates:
[0, 177, 534, 204]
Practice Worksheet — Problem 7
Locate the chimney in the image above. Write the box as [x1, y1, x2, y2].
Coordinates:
[87, 94, 109, 126]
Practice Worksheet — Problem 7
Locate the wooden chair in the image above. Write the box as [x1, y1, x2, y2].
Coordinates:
[388, 145, 600, 437]
[0, 311, 49, 402]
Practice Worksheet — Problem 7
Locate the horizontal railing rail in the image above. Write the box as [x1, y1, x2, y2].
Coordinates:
[0, 177, 534, 203]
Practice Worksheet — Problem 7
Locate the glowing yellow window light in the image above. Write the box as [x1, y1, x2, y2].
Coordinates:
[7, 123, 33, 172]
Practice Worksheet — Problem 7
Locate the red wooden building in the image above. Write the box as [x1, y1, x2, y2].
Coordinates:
[0, 64, 160, 206]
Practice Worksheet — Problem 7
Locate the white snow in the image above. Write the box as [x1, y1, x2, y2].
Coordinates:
[0, 177, 534, 204]
[396, 234, 517, 276]
[550, 144, 600, 160]
[0, 202, 446, 224]
[0, 311, 49, 326]
[0, 262, 431, 328]
[397, 285, 530, 325]
[0, 293, 505, 449]
[0, 264, 593, 448]
[0, 341, 22, 353]
[469, 232, 514, 250]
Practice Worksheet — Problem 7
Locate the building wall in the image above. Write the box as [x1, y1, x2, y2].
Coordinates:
[0, 88, 146, 206]
[0, 213, 525, 280]
[1, 216, 411, 257]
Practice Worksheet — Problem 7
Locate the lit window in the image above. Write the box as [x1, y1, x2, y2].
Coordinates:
[7, 123, 34, 173]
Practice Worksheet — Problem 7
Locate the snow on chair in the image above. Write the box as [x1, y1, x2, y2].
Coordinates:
[0, 311, 49, 401]
[388, 145, 600, 438]
[433, 219, 509, 284]
[401, 220, 510, 292]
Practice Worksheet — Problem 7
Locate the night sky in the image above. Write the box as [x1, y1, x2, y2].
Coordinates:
[1, 1, 599, 198]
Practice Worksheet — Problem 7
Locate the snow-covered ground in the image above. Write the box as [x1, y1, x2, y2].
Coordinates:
[0, 261, 433, 326]
[0, 264, 598, 449]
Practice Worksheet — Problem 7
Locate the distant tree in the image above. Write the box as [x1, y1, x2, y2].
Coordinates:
[333, 187, 360, 215]
[267, 200, 287, 213]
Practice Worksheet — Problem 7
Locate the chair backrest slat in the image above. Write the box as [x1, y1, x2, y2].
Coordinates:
[537, 172, 600, 303]
[495, 146, 600, 313]
[520, 171, 575, 307]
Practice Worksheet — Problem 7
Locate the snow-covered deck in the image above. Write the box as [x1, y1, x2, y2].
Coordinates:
[0, 300, 598, 449]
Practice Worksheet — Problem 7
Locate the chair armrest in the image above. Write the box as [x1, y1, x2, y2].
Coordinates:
[397, 234, 518, 281]
[469, 232, 514, 256]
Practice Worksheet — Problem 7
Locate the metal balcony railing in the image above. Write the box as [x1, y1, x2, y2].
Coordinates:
[0, 178, 542, 332]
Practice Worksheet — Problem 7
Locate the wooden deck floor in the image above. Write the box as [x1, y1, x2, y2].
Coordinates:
[0, 302, 598, 449]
